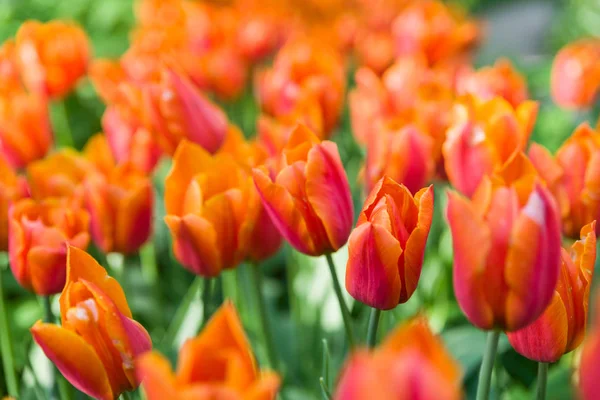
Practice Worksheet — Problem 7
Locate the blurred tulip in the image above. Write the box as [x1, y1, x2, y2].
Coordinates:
[346, 177, 433, 310]
[102, 107, 162, 174]
[457, 59, 529, 107]
[335, 317, 462, 400]
[253, 124, 353, 256]
[200, 46, 248, 101]
[579, 292, 600, 400]
[236, 14, 282, 62]
[27, 149, 94, 205]
[0, 40, 23, 96]
[349, 67, 387, 146]
[0, 156, 26, 251]
[354, 31, 395, 75]
[363, 124, 435, 195]
[83, 134, 116, 176]
[15, 20, 90, 98]
[529, 123, 600, 238]
[442, 95, 538, 197]
[31, 247, 151, 400]
[0, 91, 52, 169]
[84, 165, 153, 255]
[8, 198, 89, 295]
[137, 301, 279, 400]
[551, 39, 600, 109]
[447, 172, 562, 331]
[507, 222, 596, 362]
[144, 68, 228, 155]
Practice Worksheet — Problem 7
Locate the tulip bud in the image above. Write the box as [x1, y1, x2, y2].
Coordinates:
[9, 198, 90, 295]
[15, 20, 90, 98]
[507, 221, 596, 362]
[253, 124, 354, 256]
[136, 301, 279, 400]
[346, 177, 433, 310]
[335, 317, 462, 400]
[31, 247, 152, 400]
[84, 165, 153, 255]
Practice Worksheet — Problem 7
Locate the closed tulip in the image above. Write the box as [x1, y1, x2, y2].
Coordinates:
[252, 124, 354, 256]
[346, 177, 433, 310]
[551, 39, 600, 109]
[144, 67, 228, 155]
[335, 317, 462, 400]
[31, 247, 152, 400]
[579, 292, 600, 400]
[0, 90, 52, 169]
[0, 155, 26, 251]
[507, 222, 596, 362]
[15, 20, 90, 98]
[8, 198, 90, 295]
[447, 167, 562, 331]
[0, 40, 23, 96]
[442, 95, 538, 197]
[84, 164, 153, 254]
[136, 301, 279, 400]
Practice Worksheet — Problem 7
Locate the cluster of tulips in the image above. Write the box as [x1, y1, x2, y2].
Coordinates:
[0, 0, 600, 399]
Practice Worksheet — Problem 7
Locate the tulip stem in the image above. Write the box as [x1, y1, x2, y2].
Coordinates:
[536, 362, 548, 400]
[42, 296, 59, 400]
[366, 308, 381, 348]
[0, 259, 19, 397]
[120, 392, 133, 400]
[325, 253, 355, 349]
[202, 277, 213, 326]
[250, 262, 280, 371]
[476, 330, 500, 400]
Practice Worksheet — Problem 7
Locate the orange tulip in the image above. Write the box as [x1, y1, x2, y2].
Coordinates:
[0, 90, 52, 169]
[8, 198, 90, 295]
[335, 317, 462, 400]
[0, 155, 26, 251]
[579, 292, 600, 400]
[346, 177, 433, 310]
[507, 221, 596, 362]
[529, 123, 600, 238]
[354, 30, 396, 75]
[447, 158, 562, 331]
[363, 124, 435, 195]
[27, 149, 94, 206]
[84, 164, 153, 255]
[236, 14, 282, 62]
[551, 38, 600, 109]
[252, 124, 354, 256]
[31, 247, 152, 400]
[136, 301, 279, 400]
[144, 67, 228, 155]
[442, 95, 538, 197]
[83, 134, 116, 176]
[0, 40, 23, 96]
[456, 59, 529, 107]
[15, 20, 90, 98]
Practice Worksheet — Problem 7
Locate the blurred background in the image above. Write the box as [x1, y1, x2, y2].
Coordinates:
[0, 0, 599, 399]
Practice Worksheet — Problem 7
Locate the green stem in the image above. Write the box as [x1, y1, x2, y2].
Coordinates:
[201, 277, 213, 328]
[120, 392, 133, 400]
[56, 100, 74, 148]
[325, 253, 355, 349]
[0, 262, 19, 397]
[366, 308, 381, 348]
[536, 362, 548, 400]
[250, 262, 279, 371]
[160, 276, 203, 349]
[43, 296, 59, 400]
[476, 331, 500, 400]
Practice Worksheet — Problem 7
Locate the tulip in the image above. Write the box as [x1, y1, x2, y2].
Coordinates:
[447, 173, 562, 331]
[551, 39, 600, 109]
[8, 198, 90, 295]
[334, 317, 462, 400]
[0, 40, 23, 96]
[442, 95, 538, 197]
[144, 68, 228, 155]
[354, 31, 395, 75]
[346, 177, 433, 310]
[456, 59, 529, 107]
[579, 292, 600, 400]
[363, 124, 435, 195]
[0, 91, 52, 169]
[507, 221, 596, 362]
[15, 20, 90, 98]
[252, 124, 354, 256]
[102, 107, 162, 174]
[0, 155, 26, 251]
[529, 123, 600, 238]
[31, 246, 152, 400]
[83, 134, 116, 176]
[84, 164, 153, 255]
[136, 301, 279, 400]
[236, 14, 282, 62]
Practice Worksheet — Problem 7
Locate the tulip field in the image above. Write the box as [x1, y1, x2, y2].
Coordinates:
[1, 0, 600, 399]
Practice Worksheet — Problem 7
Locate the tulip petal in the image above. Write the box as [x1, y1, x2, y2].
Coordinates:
[115, 181, 152, 254]
[31, 322, 113, 400]
[28, 245, 67, 296]
[246, 372, 280, 400]
[136, 352, 178, 400]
